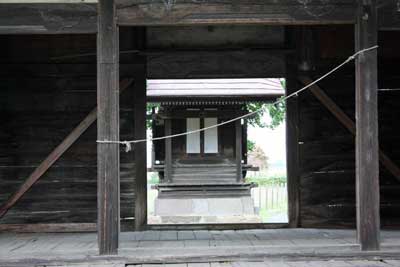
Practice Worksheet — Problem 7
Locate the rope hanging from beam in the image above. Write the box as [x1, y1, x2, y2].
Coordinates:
[97, 45, 379, 152]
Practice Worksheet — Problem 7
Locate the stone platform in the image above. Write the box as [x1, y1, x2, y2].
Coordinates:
[154, 196, 261, 224]
[1, 229, 400, 266]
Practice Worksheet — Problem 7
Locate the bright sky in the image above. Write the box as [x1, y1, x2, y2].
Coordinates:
[248, 113, 287, 174]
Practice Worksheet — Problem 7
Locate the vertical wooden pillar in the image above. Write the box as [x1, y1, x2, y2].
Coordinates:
[134, 63, 147, 231]
[200, 117, 205, 156]
[97, 0, 119, 255]
[235, 119, 242, 182]
[243, 119, 248, 165]
[286, 29, 300, 228]
[355, 0, 380, 251]
[165, 119, 172, 183]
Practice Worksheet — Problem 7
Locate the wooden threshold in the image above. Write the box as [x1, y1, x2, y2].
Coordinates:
[0, 222, 289, 233]
[0, 223, 96, 233]
[0, 221, 135, 233]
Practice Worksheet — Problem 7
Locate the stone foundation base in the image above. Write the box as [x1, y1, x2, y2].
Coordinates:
[148, 214, 262, 224]
[153, 196, 260, 223]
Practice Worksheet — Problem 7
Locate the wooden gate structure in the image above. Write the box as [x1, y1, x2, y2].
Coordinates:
[0, 0, 399, 256]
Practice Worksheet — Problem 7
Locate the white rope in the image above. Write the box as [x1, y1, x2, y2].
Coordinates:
[97, 45, 378, 152]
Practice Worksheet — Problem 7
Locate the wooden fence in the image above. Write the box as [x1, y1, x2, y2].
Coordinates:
[251, 183, 288, 211]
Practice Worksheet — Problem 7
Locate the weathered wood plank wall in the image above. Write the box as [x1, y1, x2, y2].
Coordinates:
[1, 23, 399, 230]
[0, 31, 138, 228]
[295, 26, 400, 228]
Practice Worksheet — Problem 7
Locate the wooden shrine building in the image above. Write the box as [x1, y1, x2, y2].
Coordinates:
[0, 0, 400, 261]
[147, 79, 284, 223]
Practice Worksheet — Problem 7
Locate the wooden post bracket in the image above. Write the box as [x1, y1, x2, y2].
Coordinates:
[299, 76, 400, 183]
[0, 78, 134, 219]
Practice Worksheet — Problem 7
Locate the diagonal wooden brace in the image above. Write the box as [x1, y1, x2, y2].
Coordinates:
[0, 78, 134, 219]
[299, 76, 400, 182]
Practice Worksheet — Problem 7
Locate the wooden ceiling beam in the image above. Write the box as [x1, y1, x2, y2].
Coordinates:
[117, 0, 357, 26]
[0, 3, 97, 34]
[0, 1, 399, 34]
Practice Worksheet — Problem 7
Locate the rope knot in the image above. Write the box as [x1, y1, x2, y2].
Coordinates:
[122, 141, 132, 152]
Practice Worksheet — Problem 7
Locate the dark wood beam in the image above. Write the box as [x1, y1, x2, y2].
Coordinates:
[0, 2, 397, 35]
[0, 4, 97, 34]
[200, 118, 205, 156]
[355, 0, 380, 251]
[156, 110, 248, 120]
[0, 221, 135, 233]
[378, 0, 400, 31]
[285, 29, 300, 227]
[117, 0, 356, 26]
[243, 118, 248, 167]
[0, 79, 133, 220]
[164, 119, 172, 183]
[147, 50, 286, 79]
[299, 76, 400, 182]
[0, 223, 96, 233]
[235, 120, 242, 182]
[285, 77, 300, 228]
[0, 49, 286, 79]
[134, 65, 148, 231]
[97, 0, 120, 255]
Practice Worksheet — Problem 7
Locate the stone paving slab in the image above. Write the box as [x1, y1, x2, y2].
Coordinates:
[1, 229, 400, 267]
[128, 260, 400, 267]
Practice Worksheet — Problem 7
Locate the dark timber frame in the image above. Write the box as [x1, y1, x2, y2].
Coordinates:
[355, 0, 380, 251]
[0, 0, 384, 256]
[285, 52, 300, 228]
[97, 0, 120, 255]
[165, 119, 173, 183]
[134, 64, 148, 231]
[235, 119, 243, 182]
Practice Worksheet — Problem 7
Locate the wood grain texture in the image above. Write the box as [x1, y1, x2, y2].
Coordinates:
[299, 76, 400, 183]
[235, 120, 242, 183]
[117, 0, 357, 26]
[355, 0, 380, 251]
[134, 63, 148, 231]
[0, 223, 96, 233]
[0, 33, 137, 227]
[0, 109, 96, 218]
[285, 33, 300, 228]
[288, 25, 398, 230]
[378, 0, 400, 31]
[0, 2, 398, 35]
[0, 3, 97, 34]
[165, 119, 172, 183]
[0, 79, 132, 220]
[147, 50, 286, 79]
[97, 0, 120, 255]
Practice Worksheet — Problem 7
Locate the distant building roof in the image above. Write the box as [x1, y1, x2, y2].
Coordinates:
[147, 79, 285, 104]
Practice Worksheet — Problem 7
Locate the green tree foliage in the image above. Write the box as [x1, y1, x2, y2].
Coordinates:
[246, 97, 286, 129]
[247, 139, 256, 152]
[246, 79, 286, 129]
[146, 103, 160, 129]
[147, 79, 286, 130]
